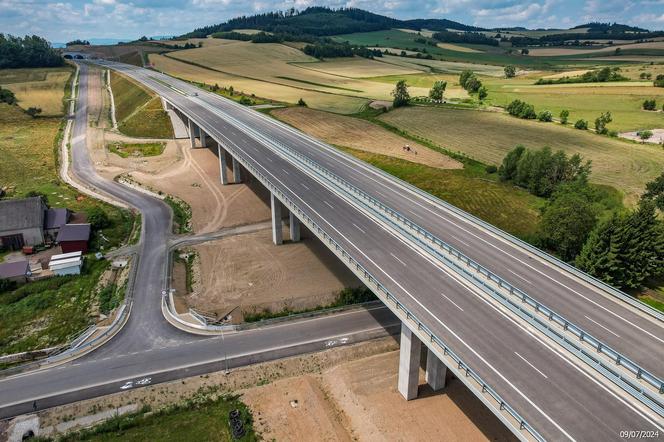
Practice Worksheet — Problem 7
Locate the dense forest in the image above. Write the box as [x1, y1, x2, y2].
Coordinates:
[0, 34, 64, 69]
[572, 22, 649, 33]
[432, 30, 499, 46]
[302, 41, 383, 59]
[182, 7, 484, 39]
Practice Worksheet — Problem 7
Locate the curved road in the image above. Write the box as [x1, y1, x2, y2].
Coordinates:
[0, 63, 398, 419]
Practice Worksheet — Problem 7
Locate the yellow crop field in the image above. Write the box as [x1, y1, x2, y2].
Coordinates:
[149, 54, 369, 114]
[291, 57, 420, 78]
[0, 67, 73, 116]
[379, 106, 664, 204]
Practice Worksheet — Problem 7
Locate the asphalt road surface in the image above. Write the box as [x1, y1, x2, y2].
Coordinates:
[95, 62, 664, 441]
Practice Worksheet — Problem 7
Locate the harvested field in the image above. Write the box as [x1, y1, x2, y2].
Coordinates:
[379, 55, 505, 76]
[291, 57, 421, 78]
[149, 53, 368, 114]
[379, 106, 664, 204]
[528, 41, 664, 56]
[0, 66, 73, 116]
[188, 229, 361, 320]
[437, 42, 483, 53]
[271, 107, 462, 169]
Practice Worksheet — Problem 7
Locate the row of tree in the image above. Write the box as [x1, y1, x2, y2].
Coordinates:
[535, 67, 628, 85]
[0, 34, 64, 69]
[302, 41, 382, 59]
[432, 30, 498, 46]
[459, 70, 487, 100]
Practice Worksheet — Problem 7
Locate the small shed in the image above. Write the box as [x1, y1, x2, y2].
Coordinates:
[0, 260, 30, 283]
[49, 251, 83, 276]
[44, 208, 71, 240]
[57, 223, 91, 254]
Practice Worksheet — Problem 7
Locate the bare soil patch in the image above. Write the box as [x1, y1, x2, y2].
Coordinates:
[271, 107, 462, 170]
[188, 229, 361, 321]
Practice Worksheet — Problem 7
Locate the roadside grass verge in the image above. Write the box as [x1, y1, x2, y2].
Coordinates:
[378, 105, 664, 205]
[108, 141, 165, 158]
[339, 145, 543, 240]
[110, 72, 174, 138]
[43, 391, 256, 442]
[165, 196, 192, 234]
[0, 259, 109, 356]
[243, 286, 376, 322]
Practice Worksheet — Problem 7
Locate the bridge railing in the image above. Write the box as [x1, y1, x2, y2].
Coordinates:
[164, 103, 545, 442]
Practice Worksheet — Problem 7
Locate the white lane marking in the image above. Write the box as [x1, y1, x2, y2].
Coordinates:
[454, 238, 470, 248]
[127, 77, 658, 434]
[374, 190, 388, 198]
[390, 253, 407, 267]
[281, 168, 290, 175]
[514, 352, 548, 379]
[352, 223, 366, 234]
[508, 269, 532, 285]
[266, 157, 273, 162]
[323, 200, 334, 209]
[300, 183, 310, 190]
[441, 293, 464, 312]
[408, 209, 425, 220]
[584, 316, 621, 338]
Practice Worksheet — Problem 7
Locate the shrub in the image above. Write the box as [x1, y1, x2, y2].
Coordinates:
[25, 107, 42, 117]
[594, 111, 612, 135]
[637, 130, 653, 141]
[574, 119, 588, 130]
[643, 99, 657, 110]
[537, 110, 553, 122]
[478, 86, 488, 101]
[87, 206, 111, 230]
[485, 165, 498, 174]
[559, 109, 569, 124]
[297, 98, 307, 107]
[0, 86, 16, 105]
[654, 74, 664, 87]
[504, 65, 516, 78]
[506, 99, 536, 119]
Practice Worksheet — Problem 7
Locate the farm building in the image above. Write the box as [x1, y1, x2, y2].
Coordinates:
[0, 260, 30, 283]
[44, 208, 71, 241]
[0, 197, 47, 250]
[56, 223, 91, 253]
[49, 251, 83, 276]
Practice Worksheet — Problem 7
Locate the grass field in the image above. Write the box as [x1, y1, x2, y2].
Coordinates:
[341, 146, 543, 239]
[46, 392, 256, 442]
[0, 66, 73, 116]
[378, 106, 664, 205]
[0, 259, 109, 355]
[108, 141, 165, 158]
[484, 75, 664, 132]
[110, 71, 174, 138]
[149, 53, 369, 114]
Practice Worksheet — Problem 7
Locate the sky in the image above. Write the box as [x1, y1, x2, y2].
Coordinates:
[2, 0, 663, 43]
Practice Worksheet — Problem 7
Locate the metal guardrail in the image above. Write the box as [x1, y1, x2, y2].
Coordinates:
[214, 109, 664, 400]
[165, 103, 544, 442]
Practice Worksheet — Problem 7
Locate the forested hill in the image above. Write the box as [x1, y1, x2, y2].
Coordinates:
[181, 7, 485, 38]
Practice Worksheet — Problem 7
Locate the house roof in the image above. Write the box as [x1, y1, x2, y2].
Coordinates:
[57, 223, 91, 242]
[45, 208, 69, 230]
[0, 197, 45, 232]
[0, 260, 29, 279]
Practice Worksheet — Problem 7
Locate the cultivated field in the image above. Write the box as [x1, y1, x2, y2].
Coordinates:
[271, 106, 462, 169]
[166, 42, 430, 101]
[484, 76, 664, 132]
[378, 55, 506, 77]
[366, 72, 468, 99]
[379, 106, 664, 204]
[437, 42, 483, 53]
[0, 66, 73, 116]
[528, 40, 664, 57]
[110, 71, 174, 138]
[149, 53, 369, 114]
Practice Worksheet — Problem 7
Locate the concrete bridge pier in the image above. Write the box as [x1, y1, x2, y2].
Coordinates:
[188, 120, 197, 148]
[289, 212, 301, 242]
[199, 128, 207, 147]
[232, 158, 242, 183]
[217, 145, 228, 185]
[271, 193, 283, 245]
[398, 324, 448, 400]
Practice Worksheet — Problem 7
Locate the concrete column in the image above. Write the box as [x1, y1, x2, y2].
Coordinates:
[218, 145, 228, 185]
[398, 324, 421, 400]
[232, 157, 242, 183]
[425, 348, 447, 391]
[199, 128, 207, 147]
[188, 119, 196, 148]
[289, 212, 300, 242]
[271, 193, 283, 245]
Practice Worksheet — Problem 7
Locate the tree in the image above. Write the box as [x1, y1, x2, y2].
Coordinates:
[478, 86, 488, 101]
[0, 86, 16, 105]
[87, 206, 111, 230]
[643, 99, 657, 110]
[576, 213, 623, 286]
[498, 145, 525, 182]
[391, 80, 410, 108]
[574, 119, 588, 130]
[504, 65, 516, 78]
[643, 170, 664, 211]
[0, 34, 64, 68]
[637, 130, 653, 141]
[655, 74, 664, 88]
[26, 107, 41, 118]
[594, 111, 612, 135]
[297, 98, 307, 106]
[521, 48, 529, 55]
[428, 80, 447, 100]
[559, 109, 569, 124]
[537, 110, 552, 122]
[459, 70, 475, 89]
[506, 99, 536, 119]
[539, 186, 598, 261]
[464, 76, 482, 93]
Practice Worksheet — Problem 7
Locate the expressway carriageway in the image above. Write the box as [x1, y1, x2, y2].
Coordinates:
[101, 61, 664, 440]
